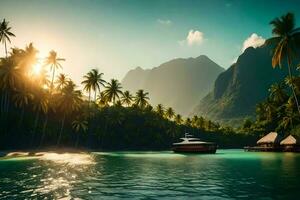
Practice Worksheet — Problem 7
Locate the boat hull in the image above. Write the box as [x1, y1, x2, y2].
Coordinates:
[172, 144, 217, 154]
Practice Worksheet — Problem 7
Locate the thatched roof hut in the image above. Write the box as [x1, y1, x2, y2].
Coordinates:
[257, 132, 280, 145]
[280, 135, 298, 145]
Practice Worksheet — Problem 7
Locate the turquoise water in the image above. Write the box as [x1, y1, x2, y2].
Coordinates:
[0, 150, 300, 199]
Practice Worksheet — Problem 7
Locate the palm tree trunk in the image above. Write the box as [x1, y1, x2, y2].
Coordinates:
[19, 107, 25, 127]
[287, 54, 300, 115]
[5, 91, 9, 113]
[0, 93, 4, 114]
[4, 40, 7, 58]
[31, 111, 40, 146]
[51, 67, 55, 92]
[75, 132, 80, 148]
[87, 90, 92, 147]
[57, 114, 66, 146]
[39, 114, 48, 147]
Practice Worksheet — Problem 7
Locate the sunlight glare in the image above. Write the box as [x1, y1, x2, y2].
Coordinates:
[32, 62, 42, 75]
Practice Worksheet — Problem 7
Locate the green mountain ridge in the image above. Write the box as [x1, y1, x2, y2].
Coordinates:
[192, 43, 292, 125]
[122, 55, 224, 115]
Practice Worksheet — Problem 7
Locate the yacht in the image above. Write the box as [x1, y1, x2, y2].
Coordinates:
[172, 133, 217, 153]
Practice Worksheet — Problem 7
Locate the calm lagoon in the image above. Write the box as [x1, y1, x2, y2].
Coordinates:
[0, 149, 299, 199]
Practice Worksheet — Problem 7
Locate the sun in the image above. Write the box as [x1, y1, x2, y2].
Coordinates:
[32, 62, 42, 75]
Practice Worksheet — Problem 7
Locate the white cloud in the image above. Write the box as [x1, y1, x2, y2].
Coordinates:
[157, 19, 172, 26]
[179, 30, 204, 46]
[242, 33, 265, 52]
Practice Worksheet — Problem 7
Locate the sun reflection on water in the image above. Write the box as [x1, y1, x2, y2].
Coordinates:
[33, 152, 95, 199]
[38, 152, 95, 166]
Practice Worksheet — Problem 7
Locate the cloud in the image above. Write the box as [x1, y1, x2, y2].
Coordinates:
[179, 30, 204, 46]
[187, 30, 204, 46]
[242, 33, 265, 52]
[157, 19, 172, 26]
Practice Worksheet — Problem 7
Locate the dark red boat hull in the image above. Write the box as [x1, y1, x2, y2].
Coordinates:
[172, 144, 217, 154]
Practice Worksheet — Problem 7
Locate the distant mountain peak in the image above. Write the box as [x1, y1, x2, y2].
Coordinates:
[122, 55, 224, 115]
[192, 43, 290, 125]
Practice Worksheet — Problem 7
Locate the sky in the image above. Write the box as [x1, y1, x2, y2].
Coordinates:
[0, 0, 300, 85]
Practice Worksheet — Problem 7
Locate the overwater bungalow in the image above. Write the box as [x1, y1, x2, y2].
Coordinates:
[280, 135, 300, 152]
[244, 132, 282, 152]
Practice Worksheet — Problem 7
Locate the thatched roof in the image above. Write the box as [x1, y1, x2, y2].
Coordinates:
[257, 132, 280, 144]
[280, 135, 298, 145]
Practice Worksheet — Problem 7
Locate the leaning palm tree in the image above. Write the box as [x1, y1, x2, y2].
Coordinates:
[134, 89, 149, 109]
[269, 12, 300, 114]
[44, 50, 65, 92]
[103, 79, 123, 105]
[56, 80, 82, 145]
[0, 19, 15, 57]
[165, 107, 175, 120]
[55, 73, 69, 91]
[175, 114, 183, 124]
[72, 118, 88, 147]
[155, 104, 165, 117]
[121, 90, 133, 107]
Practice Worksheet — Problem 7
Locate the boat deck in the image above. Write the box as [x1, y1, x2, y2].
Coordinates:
[244, 146, 300, 152]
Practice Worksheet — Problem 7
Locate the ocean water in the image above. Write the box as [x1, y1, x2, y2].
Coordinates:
[0, 150, 299, 199]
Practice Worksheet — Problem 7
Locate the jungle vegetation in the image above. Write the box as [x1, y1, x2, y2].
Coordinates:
[0, 12, 299, 150]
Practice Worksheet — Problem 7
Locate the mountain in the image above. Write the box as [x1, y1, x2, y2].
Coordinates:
[192, 43, 291, 125]
[122, 55, 224, 115]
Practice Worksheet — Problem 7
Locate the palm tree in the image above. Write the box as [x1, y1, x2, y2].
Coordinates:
[39, 91, 52, 146]
[31, 89, 49, 146]
[166, 107, 175, 120]
[269, 83, 288, 103]
[81, 69, 106, 103]
[155, 104, 165, 117]
[21, 43, 38, 75]
[269, 12, 300, 114]
[56, 80, 82, 145]
[121, 90, 133, 107]
[185, 118, 191, 126]
[0, 19, 15, 57]
[0, 57, 21, 113]
[103, 79, 123, 105]
[175, 114, 183, 124]
[97, 92, 109, 107]
[44, 50, 65, 92]
[191, 115, 199, 127]
[13, 87, 33, 126]
[134, 89, 149, 108]
[90, 69, 105, 101]
[55, 73, 69, 91]
[72, 118, 88, 147]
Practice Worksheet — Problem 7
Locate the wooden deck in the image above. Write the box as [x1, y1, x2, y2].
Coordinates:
[244, 146, 300, 152]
